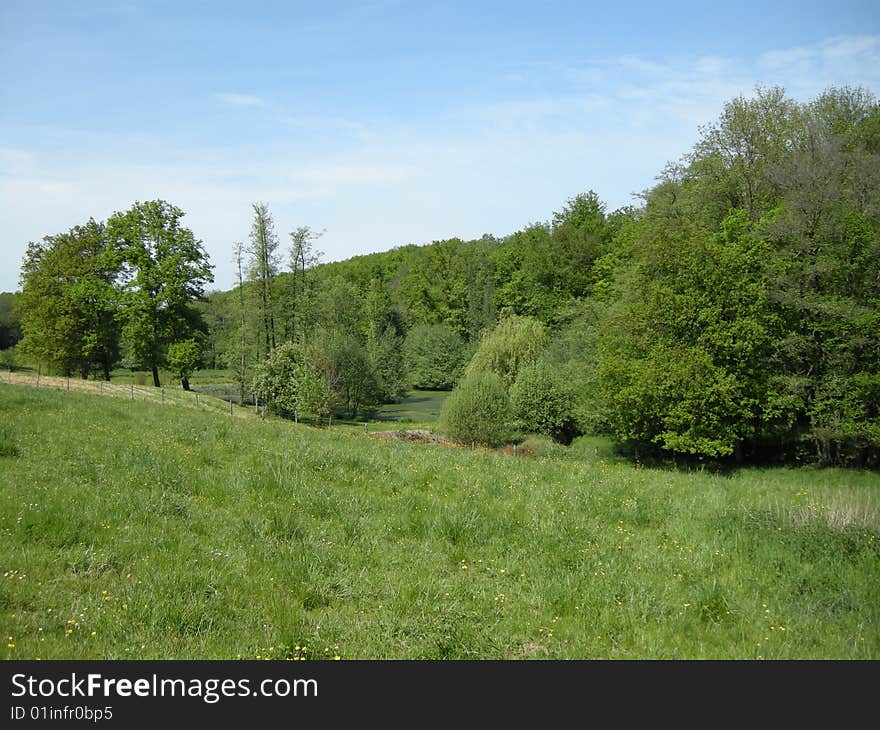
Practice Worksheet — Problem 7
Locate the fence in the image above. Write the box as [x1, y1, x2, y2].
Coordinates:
[1, 370, 258, 420]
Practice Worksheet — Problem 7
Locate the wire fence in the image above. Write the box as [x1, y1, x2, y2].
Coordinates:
[1, 370, 259, 419]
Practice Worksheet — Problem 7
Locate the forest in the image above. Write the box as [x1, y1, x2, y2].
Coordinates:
[5, 85, 880, 467]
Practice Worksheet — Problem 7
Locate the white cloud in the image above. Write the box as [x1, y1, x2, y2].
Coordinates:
[2, 35, 878, 294]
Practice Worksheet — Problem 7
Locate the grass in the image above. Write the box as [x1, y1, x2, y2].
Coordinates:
[372, 390, 449, 423]
[1, 382, 878, 659]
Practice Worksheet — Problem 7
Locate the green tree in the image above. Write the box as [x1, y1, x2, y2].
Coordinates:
[403, 323, 468, 390]
[598, 211, 780, 459]
[282, 225, 323, 340]
[166, 339, 202, 391]
[762, 88, 880, 464]
[246, 203, 280, 359]
[0, 293, 22, 350]
[364, 279, 407, 402]
[465, 314, 547, 387]
[231, 241, 251, 404]
[108, 200, 213, 387]
[691, 84, 803, 221]
[326, 335, 379, 419]
[17, 219, 120, 379]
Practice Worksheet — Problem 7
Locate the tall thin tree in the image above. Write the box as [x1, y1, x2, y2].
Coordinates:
[232, 241, 248, 404]
[288, 225, 324, 341]
[246, 203, 279, 359]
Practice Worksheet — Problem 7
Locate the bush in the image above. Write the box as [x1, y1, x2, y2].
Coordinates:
[251, 341, 307, 417]
[439, 371, 511, 446]
[510, 361, 578, 443]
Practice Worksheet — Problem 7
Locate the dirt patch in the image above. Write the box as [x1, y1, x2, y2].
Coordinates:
[520, 642, 549, 656]
[370, 429, 452, 445]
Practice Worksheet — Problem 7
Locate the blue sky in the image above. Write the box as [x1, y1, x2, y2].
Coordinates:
[1, 1, 878, 293]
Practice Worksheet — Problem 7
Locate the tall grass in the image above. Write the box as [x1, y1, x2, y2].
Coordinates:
[0, 382, 877, 659]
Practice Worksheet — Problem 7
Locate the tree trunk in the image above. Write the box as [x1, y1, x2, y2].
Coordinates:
[181, 376, 190, 391]
[152, 365, 161, 388]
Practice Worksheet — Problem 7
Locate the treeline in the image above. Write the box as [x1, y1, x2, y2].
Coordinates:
[9, 85, 879, 466]
[13, 201, 213, 387]
[442, 86, 879, 467]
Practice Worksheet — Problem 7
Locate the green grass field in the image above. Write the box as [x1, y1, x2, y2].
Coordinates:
[1, 382, 878, 659]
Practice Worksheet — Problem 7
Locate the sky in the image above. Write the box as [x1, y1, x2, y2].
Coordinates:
[1, 0, 879, 293]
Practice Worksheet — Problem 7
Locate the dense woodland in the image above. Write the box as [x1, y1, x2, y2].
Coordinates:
[5, 86, 879, 466]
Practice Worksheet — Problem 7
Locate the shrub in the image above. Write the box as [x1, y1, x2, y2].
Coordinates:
[251, 341, 307, 417]
[510, 361, 578, 443]
[439, 371, 511, 446]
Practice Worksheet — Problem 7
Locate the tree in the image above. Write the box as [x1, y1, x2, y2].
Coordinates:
[403, 323, 468, 390]
[0, 293, 22, 351]
[296, 344, 337, 422]
[326, 335, 379, 419]
[597, 211, 780, 459]
[283, 225, 323, 340]
[232, 241, 249, 404]
[691, 84, 803, 221]
[108, 200, 213, 387]
[364, 279, 407, 402]
[465, 314, 547, 387]
[440, 371, 511, 446]
[166, 339, 202, 391]
[246, 203, 280, 359]
[368, 325, 408, 402]
[17, 219, 120, 379]
[761, 88, 880, 465]
[0, 345, 17, 372]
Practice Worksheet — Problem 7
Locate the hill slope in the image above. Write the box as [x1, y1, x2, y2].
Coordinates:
[1, 383, 878, 659]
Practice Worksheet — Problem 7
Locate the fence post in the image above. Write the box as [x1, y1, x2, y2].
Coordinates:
[229, 399, 233, 416]
[36, 365, 41, 388]
[100, 381, 104, 395]
[195, 393, 199, 409]
[364, 423, 368, 434]
[67, 376, 70, 391]
[130, 384, 134, 401]
[161, 387, 164, 404]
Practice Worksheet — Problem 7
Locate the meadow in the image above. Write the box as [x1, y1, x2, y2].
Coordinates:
[0, 382, 878, 659]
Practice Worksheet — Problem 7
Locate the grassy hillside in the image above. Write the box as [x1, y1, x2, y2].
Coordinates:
[1, 382, 878, 659]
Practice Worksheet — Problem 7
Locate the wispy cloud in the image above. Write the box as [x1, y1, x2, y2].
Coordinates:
[214, 92, 264, 107]
[2, 35, 878, 293]
[757, 34, 880, 94]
